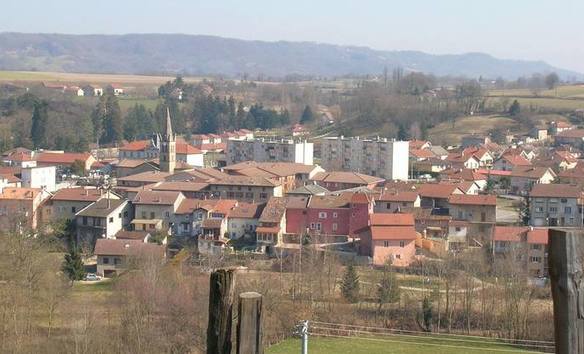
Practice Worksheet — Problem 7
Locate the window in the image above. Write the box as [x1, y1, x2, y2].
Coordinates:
[310, 223, 316, 230]
[318, 212, 327, 219]
[530, 256, 542, 263]
[455, 227, 461, 232]
[102, 257, 109, 264]
[150, 212, 155, 219]
[395, 254, 401, 259]
[142, 211, 147, 219]
[565, 207, 572, 214]
[182, 223, 189, 231]
[383, 241, 389, 247]
[149, 224, 155, 229]
[82, 216, 87, 225]
[333, 212, 338, 218]
[109, 217, 113, 223]
[165, 211, 170, 218]
[386, 203, 391, 209]
[481, 212, 486, 222]
[531, 244, 542, 250]
[332, 223, 338, 231]
[259, 193, 268, 199]
[71, 206, 76, 213]
[549, 207, 558, 213]
[561, 198, 568, 203]
[114, 258, 121, 265]
[399, 241, 405, 247]
[535, 207, 544, 212]
[316, 223, 322, 231]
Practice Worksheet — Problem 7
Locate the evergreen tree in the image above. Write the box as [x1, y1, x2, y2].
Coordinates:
[30, 101, 49, 149]
[508, 100, 521, 116]
[92, 93, 123, 144]
[124, 104, 153, 141]
[420, 296, 433, 332]
[341, 263, 360, 303]
[235, 102, 246, 130]
[300, 105, 314, 124]
[397, 124, 409, 140]
[521, 197, 531, 225]
[62, 247, 85, 282]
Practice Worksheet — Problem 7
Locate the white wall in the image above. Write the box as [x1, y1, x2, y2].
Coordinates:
[21, 166, 56, 192]
[390, 141, 410, 181]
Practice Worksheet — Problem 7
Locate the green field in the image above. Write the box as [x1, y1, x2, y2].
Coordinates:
[267, 336, 543, 354]
[428, 115, 519, 146]
[489, 85, 584, 99]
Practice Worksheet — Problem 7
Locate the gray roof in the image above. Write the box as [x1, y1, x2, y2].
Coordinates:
[76, 199, 127, 218]
[287, 184, 329, 196]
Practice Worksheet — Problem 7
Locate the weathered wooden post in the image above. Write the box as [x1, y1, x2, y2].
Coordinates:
[207, 269, 236, 354]
[236, 292, 263, 354]
[549, 228, 584, 354]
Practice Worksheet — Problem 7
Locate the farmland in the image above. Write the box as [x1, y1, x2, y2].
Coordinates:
[0, 70, 208, 85]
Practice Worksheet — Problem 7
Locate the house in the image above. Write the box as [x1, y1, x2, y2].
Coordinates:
[114, 230, 152, 242]
[492, 226, 549, 277]
[374, 190, 420, 213]
[509, 166, 556, 195]
[493, 153, 532, 171]
[75, 199, 132, 251]
[224, 161, 324, 193]
[530, 127, 548, 141]
[226, 138, 313, 165]
[207, 176, 283, 203]
[256, 197, 288, 255]
[132, 190, 185, 233]
[285, 192, 373, 238]
[446, 153, 480, 170]
[227, 202, 264, 240]
[0, 187, 50, 230]
[94, 239, 165, 277]
[44, 187, 119, 222]
[555, 129, 584, 148]
[409, 140, 431, 150]
[110, 84, 124, 96]
[20, 165, 56, 192]
[461, 147, 494, 167]
[287, 184, 329, 196]
[116, 171, 173, 188]
[439, 169, 488, 190]
[35, 152, 96, 172]
[410, 148, 435, 162]
[417, 183, 464, 209]
[148, 181, 210, 199]
[292, 123, 309, 137]
[447, 194, 497, 242]
[358, 213, 418, 267]
[310, 171, 384, 191]
[551, 121, 574, 135]
[115, 159, 159, 178]
[175, 199, 237, 239]
[529, 184, 583, 227]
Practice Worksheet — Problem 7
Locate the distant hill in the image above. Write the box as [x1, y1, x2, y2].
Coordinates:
[0, 32, 581, 80]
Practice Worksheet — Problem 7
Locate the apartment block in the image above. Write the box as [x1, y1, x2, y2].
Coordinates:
[319, 136, 409, 180]
[226, 138, 313, 165]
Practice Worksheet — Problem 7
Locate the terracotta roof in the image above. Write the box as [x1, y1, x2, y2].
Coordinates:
[202, 218, 223, 228]
[417, 184, 463, 199]
[224, 161, 317, 177]
[477, 169, 512, 177]
[377, 191, 419, 202]
[117, 171, 172, 183]
[499, 154, 531, 166]
[94, 239, 164, 258]
[409, 140, 430, 149]
[228, 202, 264, 219]
[527, 228, 548, 244]
[287, 184, 329, 196]
[133, 190, 182, 205]
[308, 193, 353, 209]
[199, 143, 226, 151]
[448, 194, 496, 206]
[151, 181, 209, 193]
[370, 226, 417, 240]
[510, 166, 555, 179]
[370, 213, 415, 226]
[492, 226, 528, 242]
[311, 171, 384, 185]
[259, 197, 287, 223]
[0, 173, 21, 183]
[285, 196, 310, 209]
[410, 149, 435, 159]
[4, 151, 33, 162]
[442, 169, 487, 181]
[116, 159, 157, 168]
[529, 184, 582, 198]
[115, 230, 150, 240]
[119, 140, 151, 151]
[0, 187, 43, 200]
[176, 143, 202, 155]
[209, 175, 280, 187]
[51, 188, 103, 202]
[36, 152, 92, 164]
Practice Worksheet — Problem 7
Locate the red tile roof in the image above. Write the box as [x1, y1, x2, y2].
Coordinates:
[499, 154, 531, 166]
[448, 194, 496, 206]
[119, 140, 151, 151]
[94, 239, 165, 258]
[529, 184, 583, 198]
[36, 152, 92, 164]
[370, 226, 417, 240]
[133, 190, 182, 205]
[370, 213, 415, 226]
[176, 143, 202, 155]
[527, 228, 548, 244]
[377, 191, 419, 202]
[492, 226, 528, 242]
[312, 171, 384, 185]
[0, 187, 43, 200]
[417, 184, 463, 199]
[51, 188, 103, 202]
[410, 149, 435, 159]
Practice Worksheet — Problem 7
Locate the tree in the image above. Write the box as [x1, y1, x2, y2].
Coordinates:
[92, 93, 123, 144]
[419, 296, 433, 332]
[30, 101, 49, 149]
[521, 197, 531, 225]
[545, 72, 559, 90]
[70, 159, 85, 176]
[300, 105, 314, 124]
[378, 265, 400, 309]
[508, 100, 521, 116]
[62, 247, 84, 282]
[124, 104, 154, 141]
[341, 263, 360, 303]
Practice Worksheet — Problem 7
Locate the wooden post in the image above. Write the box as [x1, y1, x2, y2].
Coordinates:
[207, 269, 236, 354]
[237, 292, 263, 354]
[549, 228, 584, 354]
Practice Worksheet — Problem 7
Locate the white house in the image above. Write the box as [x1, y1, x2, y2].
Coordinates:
[20, 166, 56, 192]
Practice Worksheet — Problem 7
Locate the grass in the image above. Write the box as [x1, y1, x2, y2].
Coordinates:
[72, 279, 114, 293]
[267, 335, 541, 354]
[489, 85, 584, 99]
[428, 115, 519, 146]
[118, 97, 161, 111]
[488, 97, 584, 112]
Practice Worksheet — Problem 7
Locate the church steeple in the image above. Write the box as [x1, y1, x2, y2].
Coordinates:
[159, 107, 176, 174]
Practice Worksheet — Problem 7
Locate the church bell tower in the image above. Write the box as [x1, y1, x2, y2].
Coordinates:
[160, 108, 176, 174]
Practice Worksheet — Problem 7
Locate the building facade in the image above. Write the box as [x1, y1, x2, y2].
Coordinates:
[226, 138, 314, 165]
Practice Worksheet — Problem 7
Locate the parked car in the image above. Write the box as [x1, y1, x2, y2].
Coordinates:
[84, 273, 101, 281]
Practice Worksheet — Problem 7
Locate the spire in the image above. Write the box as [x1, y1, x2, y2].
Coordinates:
[164, 107, 173, 139]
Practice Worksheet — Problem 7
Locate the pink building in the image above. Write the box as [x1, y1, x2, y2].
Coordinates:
[285, 192, 373, 237]
[359, 213, 418, 267]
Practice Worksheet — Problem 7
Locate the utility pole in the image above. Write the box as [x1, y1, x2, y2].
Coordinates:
[295, 321, 309, 354]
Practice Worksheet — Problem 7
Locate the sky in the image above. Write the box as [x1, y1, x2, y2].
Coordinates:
[2, 0, 583, 73]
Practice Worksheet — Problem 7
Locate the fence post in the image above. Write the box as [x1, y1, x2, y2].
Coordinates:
[549, 228, 584, 354]
[236, 292, 263, 354]
[207, 269, 236, 354]
[301, 321, 308, 354]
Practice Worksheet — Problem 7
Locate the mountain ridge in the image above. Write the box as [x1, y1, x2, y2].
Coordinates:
[0, 32, 580, 80]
